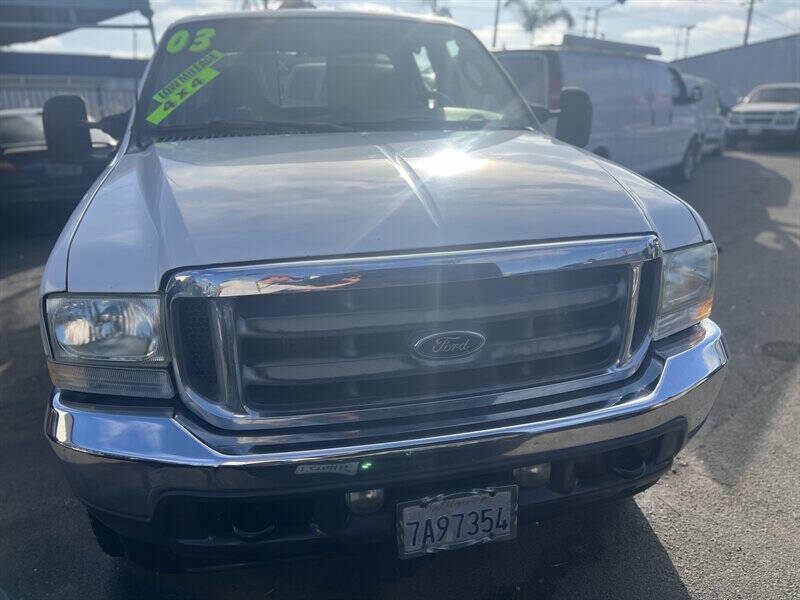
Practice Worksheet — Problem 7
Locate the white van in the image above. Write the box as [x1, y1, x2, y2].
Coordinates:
[681, 74, 728, 157]
[496, 35, 701, 180]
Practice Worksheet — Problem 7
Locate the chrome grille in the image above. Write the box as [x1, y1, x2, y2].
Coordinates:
[167, 236, 661, 438]
[742, 112, 776, 124]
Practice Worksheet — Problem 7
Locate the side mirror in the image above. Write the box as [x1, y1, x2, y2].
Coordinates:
[691, 86, 703, 103]
[42, 95, 91, 162]
[555, 87, 592, 148]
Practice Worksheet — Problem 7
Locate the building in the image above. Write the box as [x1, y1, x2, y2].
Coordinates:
[0, 52, 147, 118]
[673, 34, 800, 103]
[0, 0, 152, 117]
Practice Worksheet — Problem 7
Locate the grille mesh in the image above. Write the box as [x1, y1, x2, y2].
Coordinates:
[174, 299, 218, 398]
[173, 261, 653, 428]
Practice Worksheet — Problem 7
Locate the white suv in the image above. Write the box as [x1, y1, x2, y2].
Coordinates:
[726, 83, 800, 147]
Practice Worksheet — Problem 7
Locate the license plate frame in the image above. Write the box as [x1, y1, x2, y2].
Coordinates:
[396, 485, 518, 559]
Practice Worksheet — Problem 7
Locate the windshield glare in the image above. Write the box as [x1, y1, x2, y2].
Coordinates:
[139, 17, 532, 135]
[748, 87, 800, 103]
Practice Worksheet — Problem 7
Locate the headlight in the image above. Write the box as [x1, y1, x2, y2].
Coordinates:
[46, 295, 166, 363]
[44, 295, 173, 398]
[775, 112, 797, 125]
[727, 113, 741, 125]
[654, 243, 717, 340]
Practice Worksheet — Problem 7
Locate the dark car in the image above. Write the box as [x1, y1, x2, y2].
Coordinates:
[0, 107, 117, 231]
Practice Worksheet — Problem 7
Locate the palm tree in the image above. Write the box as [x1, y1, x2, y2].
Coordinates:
[504, 0, 574, 45]
[420, 0, 452, 18]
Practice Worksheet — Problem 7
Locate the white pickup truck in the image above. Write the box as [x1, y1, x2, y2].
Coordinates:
[40, 10, 726, 570]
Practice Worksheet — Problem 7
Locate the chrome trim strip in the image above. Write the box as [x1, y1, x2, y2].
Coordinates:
[620, 263, 642, 366]
[208, 300, 245, 415]
[164, 235, 661, 300]
[47, 319, 726, 469]
[164, 235, 662, 429]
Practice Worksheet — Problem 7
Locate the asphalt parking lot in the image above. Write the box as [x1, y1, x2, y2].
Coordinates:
[1, 147, 799, 600]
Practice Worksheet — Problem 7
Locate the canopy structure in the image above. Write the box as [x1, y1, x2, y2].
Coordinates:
[0, 0, 155, 48]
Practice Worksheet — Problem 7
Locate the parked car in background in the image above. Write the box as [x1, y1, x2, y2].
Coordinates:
[41, 10, 725, 571]
[682, 74, 728, 157]
[0, 107, 117, 229]
[726, 83, 800, 147]
[496, 35, 702, 181]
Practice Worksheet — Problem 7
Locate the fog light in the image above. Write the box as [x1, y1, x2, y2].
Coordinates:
[513, 463, 551, 487]
[345, 488, 384, 515]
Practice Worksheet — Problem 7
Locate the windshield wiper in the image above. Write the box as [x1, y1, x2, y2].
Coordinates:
[344, 116, 526, 132]
[151, 118, 354, 138]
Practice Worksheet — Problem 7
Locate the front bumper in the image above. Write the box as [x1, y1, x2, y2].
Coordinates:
[727, 123, 799, 139]
[47, 320, 727, 552]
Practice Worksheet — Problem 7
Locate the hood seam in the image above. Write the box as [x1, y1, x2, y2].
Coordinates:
[371, 142, 443, 230]
[63, 135, 130, 291]
[587, 154, 658, 233]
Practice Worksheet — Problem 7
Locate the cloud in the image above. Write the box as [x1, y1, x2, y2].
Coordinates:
[623, 12, 769, 57]
[622, 25, 676, 44]
[473, 21, 566, 50]
[774, 6, 800, 26]
[692, 14, 757, 40]
[3, 36, 65, 53]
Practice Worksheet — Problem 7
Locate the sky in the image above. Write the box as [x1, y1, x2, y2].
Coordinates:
[4, 0, 799, 62]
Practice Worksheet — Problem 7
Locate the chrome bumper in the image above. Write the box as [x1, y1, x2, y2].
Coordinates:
[47, 320, 727, 521]
[727, 124, 798, 135]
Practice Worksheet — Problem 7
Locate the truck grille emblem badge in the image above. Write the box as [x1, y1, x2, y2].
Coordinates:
[412, 331, 486, 360]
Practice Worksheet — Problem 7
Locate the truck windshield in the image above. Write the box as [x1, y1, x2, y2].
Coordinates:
[137, 16, 533, 138]
[748, 87, 800, 103]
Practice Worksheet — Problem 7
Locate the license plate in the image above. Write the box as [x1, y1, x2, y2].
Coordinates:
[747, 124, 762, 135]
[396, 486, 518, 559]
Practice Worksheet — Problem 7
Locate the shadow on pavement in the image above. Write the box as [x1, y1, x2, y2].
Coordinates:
[103, 499, 689, 600]
[661, 150, 799, 488]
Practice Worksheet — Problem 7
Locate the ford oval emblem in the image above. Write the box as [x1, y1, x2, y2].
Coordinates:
[412, 331, 486, 360]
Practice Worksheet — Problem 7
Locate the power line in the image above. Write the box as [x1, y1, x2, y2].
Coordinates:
[752, 8, 799, 31]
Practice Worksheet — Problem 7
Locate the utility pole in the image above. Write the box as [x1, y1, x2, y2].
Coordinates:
[582, 7, 591, 37]
[592, 0, 626, 39]
[683, 24, 695, 58]
[743, 0, 755, 45]
[492, 0, 501, 48]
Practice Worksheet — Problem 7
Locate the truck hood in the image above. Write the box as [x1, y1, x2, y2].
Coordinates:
[66, 130, 700, 292]
[733, 102, 800, 113]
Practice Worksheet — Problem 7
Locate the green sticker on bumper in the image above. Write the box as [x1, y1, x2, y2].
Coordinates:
[146, 65, 220, 125]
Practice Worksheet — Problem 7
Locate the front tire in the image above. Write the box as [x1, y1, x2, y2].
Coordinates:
[672, 138, 700, 182]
